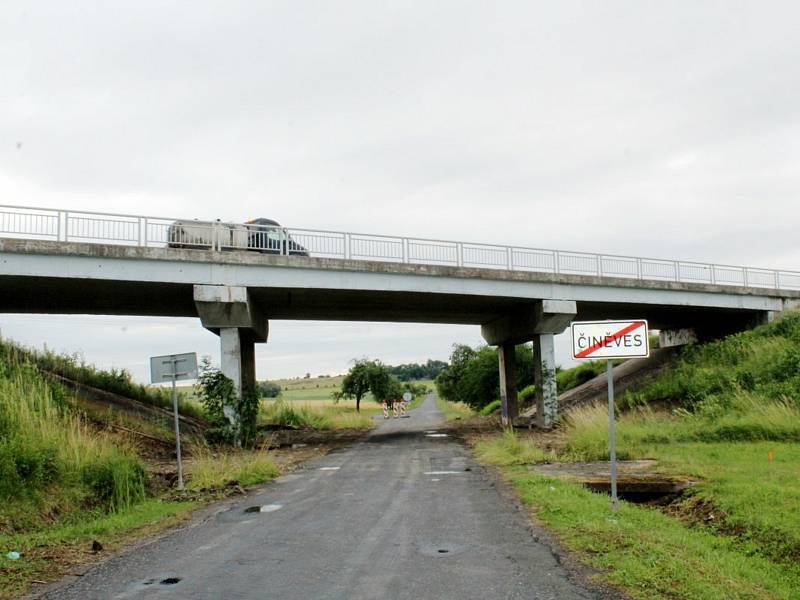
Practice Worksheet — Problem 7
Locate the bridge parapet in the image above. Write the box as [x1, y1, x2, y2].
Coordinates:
[2, 204, 798, 292]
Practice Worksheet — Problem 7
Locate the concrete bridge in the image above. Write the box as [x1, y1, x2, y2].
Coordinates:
[1, 205, 798, 428]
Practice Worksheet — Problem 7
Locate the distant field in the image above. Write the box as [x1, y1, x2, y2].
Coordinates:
[271, 375, 433, 404]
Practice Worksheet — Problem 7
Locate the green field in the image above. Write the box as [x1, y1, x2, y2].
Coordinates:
[257, 375, 433, 429]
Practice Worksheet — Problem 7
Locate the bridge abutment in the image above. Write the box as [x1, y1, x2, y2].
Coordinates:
[481, 300, 576, 428]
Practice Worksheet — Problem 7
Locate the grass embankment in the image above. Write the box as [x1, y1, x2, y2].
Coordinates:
[0, 339, 206, 420]
[474, 312, 800, 599]
[0, 351, 280, 598]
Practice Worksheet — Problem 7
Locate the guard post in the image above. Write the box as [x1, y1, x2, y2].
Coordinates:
[571, 320, 649, 513]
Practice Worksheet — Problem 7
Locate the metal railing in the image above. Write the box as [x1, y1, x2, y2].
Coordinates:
[1, 204, 798, 291]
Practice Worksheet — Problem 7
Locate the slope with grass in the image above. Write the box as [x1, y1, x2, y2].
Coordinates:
[472, 311, 800, 599]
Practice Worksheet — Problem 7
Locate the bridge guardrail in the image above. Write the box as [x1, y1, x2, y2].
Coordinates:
[1, 204, 798, 291]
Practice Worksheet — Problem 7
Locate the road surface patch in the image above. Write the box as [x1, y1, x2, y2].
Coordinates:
[244, 504, 283, 514]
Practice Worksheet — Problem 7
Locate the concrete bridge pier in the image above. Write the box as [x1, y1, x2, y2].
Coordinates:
[482, 300, 576, 428]
[194, 285, 268, 440]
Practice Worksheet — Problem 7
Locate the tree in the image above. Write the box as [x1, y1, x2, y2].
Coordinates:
[341, 359, 373, 412]
[341, 359, 405, 411]
[256, 380, 281, 398]
[435, 343, 535, 410]
[367, 363, 403, 405]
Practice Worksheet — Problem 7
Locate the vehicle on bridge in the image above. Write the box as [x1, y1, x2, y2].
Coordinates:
[167, 218, 308, 255]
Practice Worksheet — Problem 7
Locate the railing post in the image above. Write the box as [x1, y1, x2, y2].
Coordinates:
[344, 233, 350, 260]
[402, 238, 408, 263]
[553, 250, 560, 274]
[457, 242, 464, 268]
[506, 247, 512, 270]
[282, 228, 289, 256]
[710, 265, 716, 285]
[597, 254, 603, 277]
[143, 218, 148, 247]
[674, 261, 680, 281]
[63, 211, 69, 242]
[743, 267, 749, 287]
[775, 271, 781, 289]
[636, 257, 642, 280]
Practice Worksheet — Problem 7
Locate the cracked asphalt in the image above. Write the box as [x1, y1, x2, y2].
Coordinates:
[42, 393, 613, 600]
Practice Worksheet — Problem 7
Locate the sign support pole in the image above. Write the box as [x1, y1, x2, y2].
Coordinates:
[171, 356, 184, 491]
[607, 359, 618, 513]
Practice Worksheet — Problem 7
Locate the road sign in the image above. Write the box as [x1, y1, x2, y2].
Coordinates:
[570, 320, 649, 514]
[149, 352, 198, 491]
[402, 391, 412, 403]
[150, 352, 198, 383]
[571, 320, 649, 360]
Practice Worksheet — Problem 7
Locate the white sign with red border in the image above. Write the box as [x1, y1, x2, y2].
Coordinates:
[571, 320, 649, 360]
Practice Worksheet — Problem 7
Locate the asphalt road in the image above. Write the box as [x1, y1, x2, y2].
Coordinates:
[44, 394, 609, 600]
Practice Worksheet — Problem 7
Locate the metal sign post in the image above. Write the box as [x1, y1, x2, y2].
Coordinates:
[571, 320, 649, 513]
[150, 352, 198, 491]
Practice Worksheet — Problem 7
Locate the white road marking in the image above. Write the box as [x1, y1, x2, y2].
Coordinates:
[259, 504, 283, 513]
[319, 466, 341, 471]
[423, 470, 462, 475]
[431, 478, 441, 482]
[426, 433, 448, 438]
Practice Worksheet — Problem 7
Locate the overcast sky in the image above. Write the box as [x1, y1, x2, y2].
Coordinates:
[2, 1, 799, 382]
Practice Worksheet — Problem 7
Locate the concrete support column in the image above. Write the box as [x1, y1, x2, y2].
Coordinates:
[533, 333, 557, 429]
[194, 285, 267, 445]
[498, 343, 518, 427]
[219, 328, 256, 445]
[220, 328, 256, 398]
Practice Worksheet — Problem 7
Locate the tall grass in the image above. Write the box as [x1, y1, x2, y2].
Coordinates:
[259, 399, 374, 430]
[187, 446, 279, 490]
[562, 393, 800, 461]
[0, 357, 147, 533]
[474, 430, 551, 465]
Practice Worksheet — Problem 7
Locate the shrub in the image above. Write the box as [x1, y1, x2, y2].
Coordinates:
[518, 384, 537, 407]
[479, 399, 501, 416]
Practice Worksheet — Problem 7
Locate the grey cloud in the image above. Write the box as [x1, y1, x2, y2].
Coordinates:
[1, 1, 798, 380]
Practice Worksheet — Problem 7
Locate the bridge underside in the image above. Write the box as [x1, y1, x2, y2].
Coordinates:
[0, 275, 769, 333]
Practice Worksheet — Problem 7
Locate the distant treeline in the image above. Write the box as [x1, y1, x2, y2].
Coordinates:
[387, 359, 448, 381]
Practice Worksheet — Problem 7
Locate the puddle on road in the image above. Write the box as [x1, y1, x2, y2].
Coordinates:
[417, 542, 465, 557]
